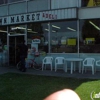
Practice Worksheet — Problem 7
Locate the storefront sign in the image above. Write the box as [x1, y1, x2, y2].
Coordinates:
[32, 39, 40, 44]
[42, 13, 57, 19]
[1, 8, 77, 25]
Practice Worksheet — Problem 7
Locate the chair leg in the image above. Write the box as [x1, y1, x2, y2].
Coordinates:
[45, 64, 46, 70]
[79, 62, 81, 73]
[92, 66, 94, 75]
[42, 64, 44, 71]
[82, 66, 84, 74]
[63, 64, 65, 71]
[73, 62, 76, 71]
[55, 64, 57, 72]
[85, 67, 86, 73]
[95, 66, 96, 73]
[64, 62, 67, 72]
[51, 64, 52, 71]
[70, 62, 73, 74]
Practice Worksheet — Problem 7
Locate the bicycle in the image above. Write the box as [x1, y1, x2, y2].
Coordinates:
[16, 52, 43, 70]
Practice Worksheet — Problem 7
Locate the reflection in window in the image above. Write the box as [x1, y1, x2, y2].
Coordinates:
[0, 0, 7, 5]
[27, 23, 49, 53]
[0, 26, 7, 51]
[8, 24, 26, 35]
[51, 21, 77, 53]
[81, 0, 89, 7]
[81, 0, 100, 7]
[79, 19, 100, 53]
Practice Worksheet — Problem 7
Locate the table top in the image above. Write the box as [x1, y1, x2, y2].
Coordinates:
[65, 58, 83, 61]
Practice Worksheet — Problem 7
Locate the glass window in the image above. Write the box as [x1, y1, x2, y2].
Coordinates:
[82, 0, 100, 7]
[27, 22, 49, 53]
[81, 0, 89, 7]
[0, 0, 7, 5]
[0, 26, 7, 52]
[0, 0, 4, 5]
[79, 19, 100, 53]
[8, 24, 26, 35]
[51, 20, 77, 53]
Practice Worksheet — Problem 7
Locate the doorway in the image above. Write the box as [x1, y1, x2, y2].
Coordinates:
[9, 36, 25, 66]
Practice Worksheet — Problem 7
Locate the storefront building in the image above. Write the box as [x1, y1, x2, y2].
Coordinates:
[0, 0, 100, 68]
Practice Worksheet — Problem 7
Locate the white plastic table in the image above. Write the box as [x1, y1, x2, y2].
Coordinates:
[65, 58, 83, 74]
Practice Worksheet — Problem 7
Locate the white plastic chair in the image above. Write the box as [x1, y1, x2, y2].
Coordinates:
[55, 57, 65, 72]
[82, 58, 95, 75]
[96, 60, 100, 72]
[42, 56, 53, 71]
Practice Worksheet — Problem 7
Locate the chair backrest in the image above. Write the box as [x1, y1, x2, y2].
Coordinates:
[83, 58, 95, 65]
[55, 57, 65, 64]
[96, 60, 100, 66]
[43, 56, 53, 64]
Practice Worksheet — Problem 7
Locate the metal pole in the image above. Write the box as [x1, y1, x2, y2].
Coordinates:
[7, 26, 9, 66]
[77, 20, 80, 57]
[48, 22, 51, 53]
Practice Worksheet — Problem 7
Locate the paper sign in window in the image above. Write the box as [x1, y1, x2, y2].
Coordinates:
[68, 39, 76, 45]
[85, 38, 95, 44]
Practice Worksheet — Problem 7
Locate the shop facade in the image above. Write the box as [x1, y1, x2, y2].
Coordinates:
[0, 0, 100, 69]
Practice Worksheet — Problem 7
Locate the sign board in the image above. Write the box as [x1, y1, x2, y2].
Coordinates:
[1, 8, 77, 25]
[85, 38, 95, 44]
[32, 39, 40, 44]
[68, 39, 76, 45]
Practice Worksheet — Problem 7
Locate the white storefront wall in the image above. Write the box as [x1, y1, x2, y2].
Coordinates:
[51, 0, 81, 9]
[78, 6, 100, 67]
[0, 0, 100, 71]
[0, 7, 78, 67]
[0, 0, 80, 68]
[79, 7, 100, 19]
[1, 8, 77, 25]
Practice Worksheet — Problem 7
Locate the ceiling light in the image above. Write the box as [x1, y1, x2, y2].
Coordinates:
[0, 30, 7, 33]
[27, 29, 32, 31]
[67, 27, 76, 31]
[11, 27, 32, 31]
[52, 30, 56, 32]
[52, 25, 60, 29]
[17, 27, 25, 29]
[28, 30, 38, 33]
[89, 21, 100, 30]
[45, 29, 57, 33]
[11, 27, 24, 30]
[45, 29, 49, 31]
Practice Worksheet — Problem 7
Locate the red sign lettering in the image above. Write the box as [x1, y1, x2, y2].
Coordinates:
[42, 13, 57, 19]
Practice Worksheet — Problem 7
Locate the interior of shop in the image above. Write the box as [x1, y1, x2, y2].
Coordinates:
[0, 18, 100, 66]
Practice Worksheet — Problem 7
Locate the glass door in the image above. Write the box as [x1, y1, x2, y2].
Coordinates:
[9, 36, 25, 66]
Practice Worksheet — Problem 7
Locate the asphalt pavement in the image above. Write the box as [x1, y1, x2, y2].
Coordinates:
[0, 66, 100, 79]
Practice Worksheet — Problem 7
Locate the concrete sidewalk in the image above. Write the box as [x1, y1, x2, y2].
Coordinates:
[0, 66, 100, 79]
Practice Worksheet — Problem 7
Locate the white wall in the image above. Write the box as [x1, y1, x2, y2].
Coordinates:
[28, 0, 50, 12]
[0, 5, 8, 16]
[79, 7, 100, 19]
[51, 0, 80, 9]
[8, 2, 27, 15]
